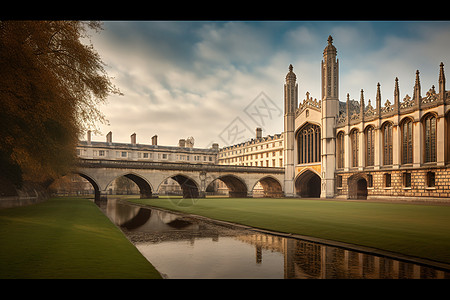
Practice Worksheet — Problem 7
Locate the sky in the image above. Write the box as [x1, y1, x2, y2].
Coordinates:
[85, 21, 450, 148]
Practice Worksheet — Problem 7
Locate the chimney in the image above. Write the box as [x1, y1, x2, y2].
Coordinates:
[106, 131, 112, 144]
[131, 133, 136, 145]
[179, 139, 186, 147]
[87, 130, 91, 144]
[256, 127, 262, 139]
[151, 135, 158, 145]
[186, 137, 194, 148]
[211, 143, 219, 150]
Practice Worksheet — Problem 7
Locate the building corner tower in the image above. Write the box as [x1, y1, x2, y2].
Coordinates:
[284, 64, 298, 197]
[321, 35, 339, 198]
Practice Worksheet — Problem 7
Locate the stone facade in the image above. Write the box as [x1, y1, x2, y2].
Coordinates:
[218, 129, 284, 167]
[77, 132, 218, 165]
[284, 36, 450, 200]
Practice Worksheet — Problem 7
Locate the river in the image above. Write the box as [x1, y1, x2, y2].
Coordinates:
[98, 198, 450, 279]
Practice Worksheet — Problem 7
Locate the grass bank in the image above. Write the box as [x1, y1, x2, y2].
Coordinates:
[0, 197, 162, 279]
[130, 197, 450, 265]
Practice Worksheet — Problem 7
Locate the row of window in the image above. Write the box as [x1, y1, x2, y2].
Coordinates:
[336, 171, 436, 188]
[221, 158, 283, 167]
[337, 114, 437, 168]
[220, 141, 283, 157]
[77, 149, 214, 162]
[220, 150, 283, 163]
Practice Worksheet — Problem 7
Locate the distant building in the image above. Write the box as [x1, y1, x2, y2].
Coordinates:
[218, 128, 284, 168]
[217, 128, 284, 196]
[77, 132, 218, 165]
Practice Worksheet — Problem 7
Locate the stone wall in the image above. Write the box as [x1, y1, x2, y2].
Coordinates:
[0, 181, 49, 209]
[336, 167, 450, 201]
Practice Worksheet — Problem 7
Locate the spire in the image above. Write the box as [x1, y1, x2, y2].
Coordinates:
[346, 93, 350, 125]
[323, 35, 337, 55]
[285, 64, 296, 82]
[439, 62, 446, 102]
[360, 89, 365, 121]
[414, 70, 421, 100]
[376, 82, 381, 104]
[376, 83, 382, 116]
[394, 77, 400, 112]
[284, 64, 298, 115]
[322, 36, 338, 99]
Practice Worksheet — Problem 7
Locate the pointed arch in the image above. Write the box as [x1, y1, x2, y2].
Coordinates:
[350, 128, 359, 167]
[295, 169, 321, 198]
[336, 130, 345, 169]
[422, 112, 437, 163]
[381, 121, 393, 165]
[364, 125, 375, 167]
[400, 116, 414, 164]
[296, 122, 321, 164]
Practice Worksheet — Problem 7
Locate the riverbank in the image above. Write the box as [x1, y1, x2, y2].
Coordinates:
[129, 197, 450, 267]
[0, 197, 162, 279]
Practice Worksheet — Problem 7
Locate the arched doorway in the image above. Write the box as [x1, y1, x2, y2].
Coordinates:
[295, 170, 321, 198]
[356, 178, 368, 200]
[348, 174, 368, 200]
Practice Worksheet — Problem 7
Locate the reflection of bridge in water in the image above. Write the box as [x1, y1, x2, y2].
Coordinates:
[77, 158, 285, 201]
[104, 199, 450, 279]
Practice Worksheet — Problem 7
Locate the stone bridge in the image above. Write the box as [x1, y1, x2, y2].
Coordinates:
[77, 158, 285, 201]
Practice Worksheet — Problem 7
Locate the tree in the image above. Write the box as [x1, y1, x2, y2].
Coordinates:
[0, 21, 121, 188]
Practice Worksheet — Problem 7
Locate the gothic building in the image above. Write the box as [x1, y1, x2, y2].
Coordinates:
[284, 36, 450, 200]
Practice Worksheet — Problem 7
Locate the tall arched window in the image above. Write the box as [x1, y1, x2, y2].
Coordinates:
[297, 123, 321, 164]
[337, 131, 344, 169]
[424, 114, 437, 163]
[350, 129, 359, 167]
[365, 126, 375, 166]
[383, 122, 393, 165]
[402, 118, 413, 164]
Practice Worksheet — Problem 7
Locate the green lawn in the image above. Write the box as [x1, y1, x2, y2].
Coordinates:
[0, 197, 162, 279]
[130, 197, 450, 265]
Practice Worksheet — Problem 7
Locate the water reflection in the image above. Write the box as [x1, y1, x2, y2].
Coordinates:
[101, 199, 450, 279]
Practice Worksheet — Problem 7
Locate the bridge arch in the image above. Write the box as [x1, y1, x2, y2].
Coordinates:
[107, 172, 153, 199]
[157, 173, 200, 199]
[295, 169, 321, 198]
[206, 174, 248, 198]
[76, 171, 102, 201]
[252, 176, 283, 198]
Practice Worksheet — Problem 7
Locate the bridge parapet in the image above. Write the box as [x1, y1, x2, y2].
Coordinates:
[78, 158, 284, 174]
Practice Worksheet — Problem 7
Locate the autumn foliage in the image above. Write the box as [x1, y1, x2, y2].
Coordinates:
[0, 21, 120, 191]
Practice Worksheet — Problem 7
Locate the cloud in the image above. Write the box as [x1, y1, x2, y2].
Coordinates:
[85, 21, 450, 148]
[90, 21, 287, 147]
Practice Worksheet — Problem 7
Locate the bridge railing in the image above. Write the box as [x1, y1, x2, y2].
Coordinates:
[77, 158, 284, 174]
